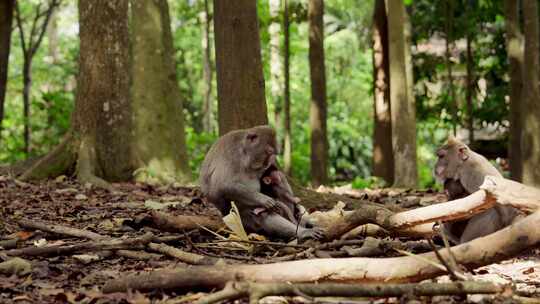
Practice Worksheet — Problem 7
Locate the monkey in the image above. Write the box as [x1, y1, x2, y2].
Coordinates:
[199, 125, 324, 242]
[434, 136, 519, 244]
[260, 165, 314, 228]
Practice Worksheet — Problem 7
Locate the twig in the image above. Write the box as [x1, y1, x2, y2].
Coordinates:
[148, 242, 223, 265]
[427, 238, 465, 281]
[2, 233, 153, 257]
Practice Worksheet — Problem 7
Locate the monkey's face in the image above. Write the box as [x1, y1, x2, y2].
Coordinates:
[243, 125, 277, 172]
[434, 144, 469, 182]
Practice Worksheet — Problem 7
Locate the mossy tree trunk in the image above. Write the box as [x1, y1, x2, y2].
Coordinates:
[283, 0, 292, 176]
[371, 0, 393, 185]
[131, 0, 191, 183]
[19, 0, 132, 188]
[308, 0, 328, 187]
[269, 0, 284, 143]
[213, 0, 268, 135]
[504, 0, 524, 182]
[387, 0, 417, 188]
[521, 0, 540, 187]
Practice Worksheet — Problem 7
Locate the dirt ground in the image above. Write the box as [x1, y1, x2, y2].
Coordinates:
[1, 175, 539, 303]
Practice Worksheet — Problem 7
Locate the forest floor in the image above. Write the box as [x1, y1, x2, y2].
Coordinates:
[1, 175, 540, 304]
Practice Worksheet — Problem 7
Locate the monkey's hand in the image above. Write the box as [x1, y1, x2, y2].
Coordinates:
[260, 196, 280, 212]
[297, 227, 325, 242]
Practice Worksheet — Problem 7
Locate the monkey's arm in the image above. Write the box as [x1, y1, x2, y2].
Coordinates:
[222, 183, 280, 211]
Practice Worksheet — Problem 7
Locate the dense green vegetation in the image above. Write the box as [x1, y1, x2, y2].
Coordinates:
[0, 0, 516, 188]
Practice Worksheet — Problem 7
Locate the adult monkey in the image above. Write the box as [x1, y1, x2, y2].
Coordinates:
[434, 136, 519, 244]
[199, 125, 324, 241]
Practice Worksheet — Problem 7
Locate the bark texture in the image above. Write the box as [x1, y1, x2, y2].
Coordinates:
[371, 0, 393, 184]
[504, 0, 523, 182]
[269, 0, 283, 138]
[213, 0, 268, 135]
[75, 0, 132, 181]
[201, 0, 214, 133]
[308, 0, 328, 187]
[131, 0, 191, 183]
[283, 0, 292, 175]
[0, 0, 14, 141]
[387, 0, 417, 188]
[522, 0, 540, 187]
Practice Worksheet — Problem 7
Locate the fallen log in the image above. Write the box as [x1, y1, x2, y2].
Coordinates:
[102, 209, 540, 292]
[195, 281, 505, 304]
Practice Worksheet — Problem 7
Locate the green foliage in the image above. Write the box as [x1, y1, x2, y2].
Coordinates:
[0, 0, 512, 190]
[185, 127, 217, 179]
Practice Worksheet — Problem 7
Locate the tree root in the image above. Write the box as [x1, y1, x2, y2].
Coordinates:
[19, 132, 77, 181]
[195, 281, 505, 304]
[76, 135, 113, 191]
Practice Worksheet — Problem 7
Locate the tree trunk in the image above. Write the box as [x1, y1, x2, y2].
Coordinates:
[466, 33, 474, 144]
[74, 0, 132, 181]
[504, 0, 523, 182]
[445, 0, 457, 136]
[308, 0, 328, 187]
[0, 0, 15, 143]
[387, 0, 417, 188]
[269, 0, 283, 141]
[371, 0, 393, 185]
[213, 0, 268, 135]
[47, 10, 59, 64]
[17, 0, 131, 185]
[22, 58, 31, 156]
[521, 0, 540, 187]
[201, 0, 214, 134]
[283, 0, 292, 176]
[131, 0, 191, 183]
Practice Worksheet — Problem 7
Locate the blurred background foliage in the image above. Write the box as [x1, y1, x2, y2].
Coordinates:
[1, 0, 512, 189]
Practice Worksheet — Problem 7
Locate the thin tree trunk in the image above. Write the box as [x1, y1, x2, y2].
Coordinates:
[213, 0, 268, 135]
[466, 33, 474, 144]
[0, 0, 15, 143]
[131, 0, 191, 183]
[308, 0, 328, 187]
[201, 0, 214, 133]
[283, 0, 292, 176]
[47, 10, 59, 64]
[521, 0, 540, 187]
[22, 59, 31, 156]
[387, 0, 417, 188]
[445, 0, 457, 136]
[504, 0, 523, 181]
[269, 0, 283, 141]
[371, 0, 393, 185]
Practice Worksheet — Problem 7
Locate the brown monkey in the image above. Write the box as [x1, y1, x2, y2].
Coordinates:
[434, 136, 519, 244]
[199, 125, 324, 241]
[260, 165, 313, 228]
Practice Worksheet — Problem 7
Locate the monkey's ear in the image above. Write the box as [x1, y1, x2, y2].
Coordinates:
[458, 146, 469, 161]
[246, 132, 258, 142]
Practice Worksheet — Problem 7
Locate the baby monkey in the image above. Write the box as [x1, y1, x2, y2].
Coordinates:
[434, 136, 519, 244]
[260, 165, 315, 229]
[199, 125, 324, 242]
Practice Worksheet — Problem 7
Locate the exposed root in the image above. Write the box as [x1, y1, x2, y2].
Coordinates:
[76, 135, 113, 191]
[19, 132, 77, 180]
